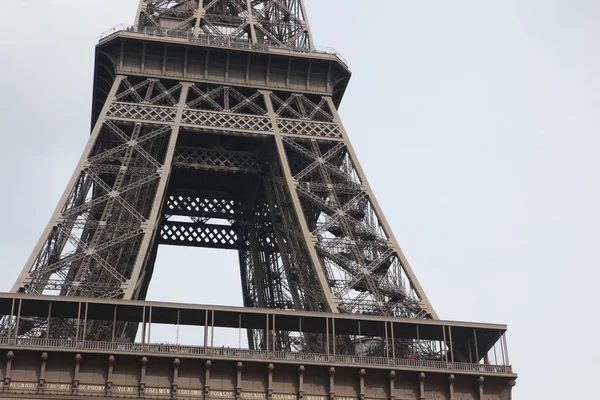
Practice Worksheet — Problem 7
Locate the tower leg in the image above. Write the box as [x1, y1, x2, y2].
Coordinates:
[12, 76, 191, 318]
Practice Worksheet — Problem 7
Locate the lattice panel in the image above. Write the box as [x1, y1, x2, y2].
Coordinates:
[165, 195, 241, 219]
[174, 147, 261, 173]
[181, 109, 273, 133]
[107, 102, 177, 123]
[277, 119, 342, 139]
[160, 222, 240, 249]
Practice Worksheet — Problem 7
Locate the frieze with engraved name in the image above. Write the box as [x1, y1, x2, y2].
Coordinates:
[79, 384, 106, 392]
[9, 382, 38, 390]
[273, 394, 296, 400]
[241, 393, 266, 399]
[178, 389, 203, 397]
[305, 396, 327, 400]
[45, 383, 71, 391]
[210, 390, 236, 398]
[146, 387, 172, 395]
[115, 386, 138, 393]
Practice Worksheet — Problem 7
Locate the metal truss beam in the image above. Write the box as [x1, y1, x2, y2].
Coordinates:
[135, 0, 314, 51]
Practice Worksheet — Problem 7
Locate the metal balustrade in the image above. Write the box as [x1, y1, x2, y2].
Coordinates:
[99, 25, 348, 67]
[0, 336, 512, 375]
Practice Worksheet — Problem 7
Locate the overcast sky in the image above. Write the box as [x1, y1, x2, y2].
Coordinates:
[1, 1, 599, 398]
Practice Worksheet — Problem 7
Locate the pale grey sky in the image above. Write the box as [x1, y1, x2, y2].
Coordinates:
[1, 1, 599, 398]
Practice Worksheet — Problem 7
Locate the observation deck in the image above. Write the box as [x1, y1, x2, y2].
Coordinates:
[0, 293, 515, 400]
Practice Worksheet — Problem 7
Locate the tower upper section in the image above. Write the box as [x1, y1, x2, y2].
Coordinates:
[135, 0, 314, 51]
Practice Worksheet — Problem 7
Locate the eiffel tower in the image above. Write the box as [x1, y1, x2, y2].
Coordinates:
[0, 2, 517, 398]
[11, 0, 437, 335]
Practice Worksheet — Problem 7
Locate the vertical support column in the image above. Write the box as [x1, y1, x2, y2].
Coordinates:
[46, 302, 52, 340]
[261, 90, 339, 313]
[328, 367, 335, 400]
[7, 299, 14, 343]
[236, 362, 243, 400]
[204, 311, 209, 351]
[38, 352, 48, 393]
[358, 369, 366, 400]
[448, 327, 455, 363]
[384, 321, 390, 359]
[12, 299, 22, 344]
[112, 306, 118, 343]
[442, 326, 449, 363]
[477, 377, 484, 400]
[204, 360, 212, 400]
[325, 318, 330, 356]
[82, 302, 89, 343]
[141, 43, 147, 73]
[388, 371, 395, 400]
[267, 364, 274, 400]
[473, 330, 480, 363]
[503, 334, 511, 366]
[75, 302, 82, 345]
[448, 375, 455, 400]
[3, 351, 14, 391]
[388, 370, 396, 400]
[140, 357, 148, 396]
[123, 81, 192, 299]
[106, 355, 115, 395]
[507, 379, 516, 400]
[298, 366, 305, 400]
[418, 373, 425, 400]
[73, 354, 82, 395]
[390, 322, 396, 359]
[173, 359, 181, 397]
[141, 306, 147, 347]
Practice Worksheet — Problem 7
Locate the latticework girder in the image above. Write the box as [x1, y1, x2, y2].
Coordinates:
[135, 0, 313, 50]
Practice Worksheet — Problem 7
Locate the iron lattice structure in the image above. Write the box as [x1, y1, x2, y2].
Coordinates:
[135, 0, 314, 50]
[9, 0, 438, 345]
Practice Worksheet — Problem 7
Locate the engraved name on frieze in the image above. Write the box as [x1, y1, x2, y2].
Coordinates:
[45, 383, 71, 390]
[210, 390, 236, 398]
[273, 394, 296, 400]
[241, 392, 266, 399]
[9, 382, 38, 389]
[146, 387, 172, 395]
[79, 384, 106, 392]
[116, 386, 137, 393]
[179, 389, 203, 396]
[305, 396, 327, 400]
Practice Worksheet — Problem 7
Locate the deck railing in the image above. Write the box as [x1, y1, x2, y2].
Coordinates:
[0, 336, 512, 375]
[99, 25, 348, 67]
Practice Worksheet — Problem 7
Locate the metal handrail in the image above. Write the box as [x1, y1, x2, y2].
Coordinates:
[99, 25, 348, 67]
[0, 336, 512, 375]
